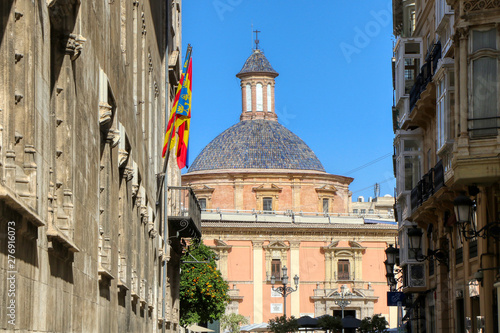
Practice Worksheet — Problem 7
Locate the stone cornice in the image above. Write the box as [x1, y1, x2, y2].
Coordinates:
[182, 169, 354, 185]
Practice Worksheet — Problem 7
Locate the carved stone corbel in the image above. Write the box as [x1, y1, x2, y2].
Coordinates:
[118, 150, 129, 168]
[107, 128, 120, 148]
[99, 102, 113, 126]
[124, 167, 134, 181]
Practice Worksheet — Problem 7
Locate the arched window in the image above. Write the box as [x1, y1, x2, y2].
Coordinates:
[256, 83, 263, 111]
[246, 84, 252, 112]
[267, 84, 272, 111]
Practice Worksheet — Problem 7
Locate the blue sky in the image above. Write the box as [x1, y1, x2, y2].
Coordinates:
[181, 0, 396, 202]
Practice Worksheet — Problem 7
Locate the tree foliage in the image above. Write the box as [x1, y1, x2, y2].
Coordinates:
[358, 314, 389, 333]
[180, 240, 230, 326]
[317, 315, 343, 333]
[268, 315, 299, 333]
[220, 313, 249, 333]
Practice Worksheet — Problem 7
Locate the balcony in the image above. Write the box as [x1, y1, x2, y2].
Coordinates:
[410, 160, 445, 212]
[168, 186, 201, 239]
[405, 42, 442, 129]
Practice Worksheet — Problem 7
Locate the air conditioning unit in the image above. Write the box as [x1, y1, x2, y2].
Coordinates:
[406, 263, 426, 288]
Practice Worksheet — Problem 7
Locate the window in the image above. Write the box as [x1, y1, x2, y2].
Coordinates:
[267, 84, 272, 111]
[323, 199, 329, 213]
[271, 259, 281, 279]
[404, 58, 420, 94]
[404, 155, 421, 191]
[263, 197, 273, 212]
[352, 209, 358, 214]
[256, 83, 263, 111]
[246, 84, 252, 112]
[469, 28, 499, 137]
[199, 198, 206, 211]
[337, 260, 350, 280]
[436, 71, 454, 152]
[360, 209, 366, 214]
[368, 209, 374, 214]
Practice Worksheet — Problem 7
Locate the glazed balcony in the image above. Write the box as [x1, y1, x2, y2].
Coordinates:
[403, 42, 442, 130]
[410, 160, 445, 212]
[168, 186, 201, 239]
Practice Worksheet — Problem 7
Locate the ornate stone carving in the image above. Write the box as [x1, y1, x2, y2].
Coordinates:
[118, 149, 129, 168]
[99, 102, 113, 125]
[463, 0, 500, 13]
[64, 34, 87, 61]
[124, 167, 134, 181]
[106, 128, 120, 148]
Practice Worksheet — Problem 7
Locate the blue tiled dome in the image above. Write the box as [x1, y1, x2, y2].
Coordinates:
[188, 120, 325, 172]
[237, 50, 278, 77]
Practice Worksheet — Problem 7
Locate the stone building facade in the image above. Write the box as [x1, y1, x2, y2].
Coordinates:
[0, 0, 186, 332]
[391, 0, 500, 332]
[183, 47, 399, 327]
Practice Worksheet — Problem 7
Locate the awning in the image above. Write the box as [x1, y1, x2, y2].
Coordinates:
[187, 325, 214, 332]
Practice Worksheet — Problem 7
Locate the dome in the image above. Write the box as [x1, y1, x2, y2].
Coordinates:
[188, 120, 325, 172]
[237, 49, 278, 77]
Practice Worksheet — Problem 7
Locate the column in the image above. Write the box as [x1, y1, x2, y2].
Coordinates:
[253, 241, 264, 323]
[325, 252, 332, 289]
[457, 28, 470, 156]
[290, 241, 301, 317]
[234, 177, 244, 211]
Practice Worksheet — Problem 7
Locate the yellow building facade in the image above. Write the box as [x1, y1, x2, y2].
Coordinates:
[392, 0, 500, 332]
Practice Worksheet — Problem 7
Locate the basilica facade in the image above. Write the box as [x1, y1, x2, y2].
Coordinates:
[182, 47, 399, 327]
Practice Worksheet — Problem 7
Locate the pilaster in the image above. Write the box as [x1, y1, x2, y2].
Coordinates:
[253, 240, 264, 323]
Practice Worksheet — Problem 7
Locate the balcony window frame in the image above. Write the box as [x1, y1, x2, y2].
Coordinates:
[271, 259, 281, 279]
[263, 197, 273, 213]
[394, 38, 423, 105]
[436, 70, 455, 153]
[337, 259, 350, 281]
[468, 27, 500, 138]
[398, 137, 423, 193]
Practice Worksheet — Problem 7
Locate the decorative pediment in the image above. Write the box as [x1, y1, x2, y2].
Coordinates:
[324, 240, 339, 249]
[191, 184, 215, 195]
[325, 287, 365, 298]
[322, 240, 365, 254]
[264, 241, 289, 250]
[213, 239, 232, 249]
[315, 185, 337, 196]
[252, 184, 282, 193]
[349, 240, 363, 248]
[252, 184, 282, 200]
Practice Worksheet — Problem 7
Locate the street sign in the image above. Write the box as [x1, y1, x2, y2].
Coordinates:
[387, 291, 405, 306]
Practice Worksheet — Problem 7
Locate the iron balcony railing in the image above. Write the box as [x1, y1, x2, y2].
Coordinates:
[411, 160, 445, 211]
[168, 186, 201, 238]
[409, 42, 442, 111]
[334, 272, 353, 281]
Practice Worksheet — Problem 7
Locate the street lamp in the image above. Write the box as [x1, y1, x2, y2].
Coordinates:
[453, 193, 500, 240]
[271, 266, 299, 318]
[333, 284, 353, 333]
[407, 225, 448, 267]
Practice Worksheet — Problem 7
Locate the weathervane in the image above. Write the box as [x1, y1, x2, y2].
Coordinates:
[253, 29, 261, 50]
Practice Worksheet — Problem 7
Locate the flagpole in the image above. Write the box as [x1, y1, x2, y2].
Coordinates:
[157, 44, 192, 206]
[160, 44, 192, 333]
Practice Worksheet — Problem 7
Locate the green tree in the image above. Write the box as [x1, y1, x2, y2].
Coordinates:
[220, 313, 249, 333]
[358, 314, 389, 333]
[268, 315, 299, 333]
[180, 240, 230, 326]
[317, 315, 343, 333]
